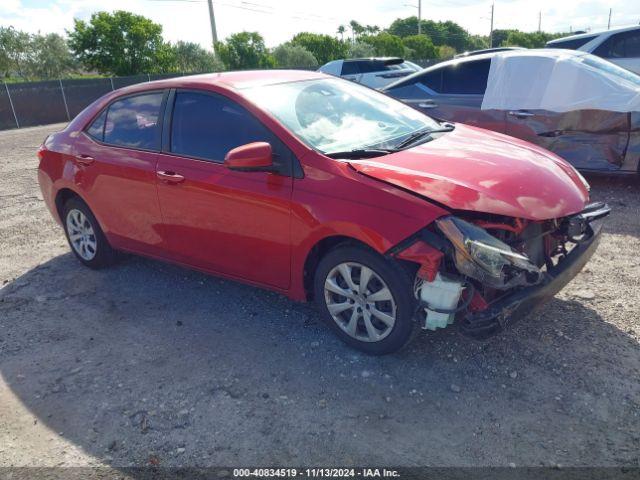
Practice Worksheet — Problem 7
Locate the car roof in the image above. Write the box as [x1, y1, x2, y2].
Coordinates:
[455, 47, 524, 58]
[547, 25, 640, 44]
[383, 48, 588, 90]
[345, 57, 404, 62]
[115, 69, 327, 95]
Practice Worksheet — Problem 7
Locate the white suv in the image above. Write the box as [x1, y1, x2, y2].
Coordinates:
[318, 58, 421, 89]
[546, 25, 640, 75]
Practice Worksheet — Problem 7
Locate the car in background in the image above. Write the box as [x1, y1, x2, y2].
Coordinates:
[318, 57, 421, 88]
[38, 70, 608, 354]
[546, 25, 640, 74]
[383, 49, 640, 174]
[454, 47, 524, 58]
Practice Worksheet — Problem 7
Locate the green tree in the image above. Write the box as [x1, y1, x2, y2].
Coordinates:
[67, 11, 171, 76]
[216, 31, 273, 70]
[31, 33, 76, 79]
[337, 25, 346, 41]
[170, 41, 222, 73]
[0, 26, 32, 79]
[362, 32, 405, 57]
[348, 41, 375, 58]
[502, 30, 569, 48]
[290, 32, 347, 64]
[349, 20, 365, 41]
[402, 34, 437, 60]
[437, 45, 456, 59]
[388, 16, 472, 52]
[490, 29, 517, 48]
[272, 43, 318, 68]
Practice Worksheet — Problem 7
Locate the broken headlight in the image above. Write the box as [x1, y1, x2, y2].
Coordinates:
[436, 216, 542, 289]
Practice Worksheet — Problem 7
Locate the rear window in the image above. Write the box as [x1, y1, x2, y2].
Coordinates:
[103, 92, 164, 150]
[547, 35, 597, 50]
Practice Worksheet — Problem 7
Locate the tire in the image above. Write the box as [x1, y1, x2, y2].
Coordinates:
[314, 245, 417, 355]
[62, 197, 117, 269]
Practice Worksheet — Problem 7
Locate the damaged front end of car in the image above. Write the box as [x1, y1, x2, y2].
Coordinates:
[390, 202, 611, 339]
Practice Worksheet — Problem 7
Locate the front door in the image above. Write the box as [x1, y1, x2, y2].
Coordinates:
[155, 90, 294, 289]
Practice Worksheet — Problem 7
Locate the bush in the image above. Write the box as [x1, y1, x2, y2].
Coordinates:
[290, 32, 348, 64]
[216, 32, 272, 70]
[402, 35, 437, 60]
[347, 42, 375, 58]
[272, 43, 318, 68]
[361, 32, 405, 57]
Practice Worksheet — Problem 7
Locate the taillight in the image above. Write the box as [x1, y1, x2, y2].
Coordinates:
[37, 144, 46, 161]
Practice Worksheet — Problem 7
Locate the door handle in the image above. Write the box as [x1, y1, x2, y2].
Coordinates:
[508, 110, 535, 118]
[157, 171, 185, 184]
[75, 154, 94, 165]
[418, 101, 438, 109]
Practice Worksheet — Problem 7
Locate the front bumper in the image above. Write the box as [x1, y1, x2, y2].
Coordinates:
[459, 218, 604, 339]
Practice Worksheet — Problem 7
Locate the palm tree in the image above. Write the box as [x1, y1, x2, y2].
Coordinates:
[349, 20, 364, 42]
[337, 25, 346, 41]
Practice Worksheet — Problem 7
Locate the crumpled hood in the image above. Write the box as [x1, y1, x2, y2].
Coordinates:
[349, 124, 589, 220]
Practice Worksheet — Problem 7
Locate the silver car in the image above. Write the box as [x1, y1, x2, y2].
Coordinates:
[318, 57, 421, 89]
[546, 25, 640, 75]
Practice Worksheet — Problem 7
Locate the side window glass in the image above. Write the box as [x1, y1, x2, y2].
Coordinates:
[419, 69, 443, 92]
[170, 91, 291, 173]
[341, 62, 360, 75]
[624, 32, 640, 57]
[104, 92, 163, 150]
[86, 109, 107, 141]
[441, 60, 490, 95]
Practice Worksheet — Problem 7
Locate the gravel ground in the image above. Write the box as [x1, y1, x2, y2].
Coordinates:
[0, 124, 639, 469]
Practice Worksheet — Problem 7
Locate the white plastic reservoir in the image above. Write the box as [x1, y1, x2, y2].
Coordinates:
[419, 273, 464, 330]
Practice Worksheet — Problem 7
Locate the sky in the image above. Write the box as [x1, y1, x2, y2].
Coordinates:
[1, 0, 639, 49]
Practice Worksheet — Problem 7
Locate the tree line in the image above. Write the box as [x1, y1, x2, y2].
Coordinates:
[0, 10, 570, 82]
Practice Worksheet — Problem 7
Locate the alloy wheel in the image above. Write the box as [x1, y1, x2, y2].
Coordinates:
[66, 209, 98, 261]
[324, 262, 397, 342]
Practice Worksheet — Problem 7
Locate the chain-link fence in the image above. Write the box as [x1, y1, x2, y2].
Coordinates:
[0, 60, 442, 131]
[0, 72, 191, 130]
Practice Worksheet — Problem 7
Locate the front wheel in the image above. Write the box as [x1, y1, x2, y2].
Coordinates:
[314, 245, 417, 355]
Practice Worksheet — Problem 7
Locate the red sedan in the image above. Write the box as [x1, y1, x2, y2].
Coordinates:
[38, 70, 609, 354]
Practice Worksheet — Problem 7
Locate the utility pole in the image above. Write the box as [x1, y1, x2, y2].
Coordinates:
[489, 2, 494, 48]
[418, 0, 422, 35]
[607, 8, 612, 30]
[538, 11, 541, 32]
[207, 0, 219, 55]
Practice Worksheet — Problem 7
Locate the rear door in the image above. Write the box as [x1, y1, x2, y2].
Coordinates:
[155, 89, 295, 289]
[75, 91, 166, 254]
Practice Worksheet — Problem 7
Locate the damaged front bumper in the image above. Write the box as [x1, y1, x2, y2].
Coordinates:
[458, 218, 604, 339]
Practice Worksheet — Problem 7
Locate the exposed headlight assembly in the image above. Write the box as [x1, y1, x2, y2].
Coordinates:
[436, 216, 542, 290]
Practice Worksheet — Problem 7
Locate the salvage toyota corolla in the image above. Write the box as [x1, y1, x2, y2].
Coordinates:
[37, 70, 610, 354]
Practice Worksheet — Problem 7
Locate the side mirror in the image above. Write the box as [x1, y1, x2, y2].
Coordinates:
[224, 142, 274, 172]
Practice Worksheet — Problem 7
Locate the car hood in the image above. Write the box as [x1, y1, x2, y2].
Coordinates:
[348, 124, 589, 221]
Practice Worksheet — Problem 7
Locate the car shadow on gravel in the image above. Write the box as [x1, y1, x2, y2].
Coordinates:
[1, 251, 639, 468]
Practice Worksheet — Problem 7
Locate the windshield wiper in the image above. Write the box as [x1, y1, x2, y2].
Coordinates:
[325, 148, 396, 159]
[395, 123, 456, 150]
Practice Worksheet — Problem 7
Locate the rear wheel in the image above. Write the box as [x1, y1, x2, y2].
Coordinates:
[314, 245, 417, 355]
[62, 197, 116, 269]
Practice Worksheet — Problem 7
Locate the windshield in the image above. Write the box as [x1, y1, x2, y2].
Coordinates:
[574, 54, 640, 87]
[242, 78, 440, 154]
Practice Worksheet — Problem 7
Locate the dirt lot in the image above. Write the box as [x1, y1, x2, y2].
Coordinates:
[0, 124, 639, 469]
